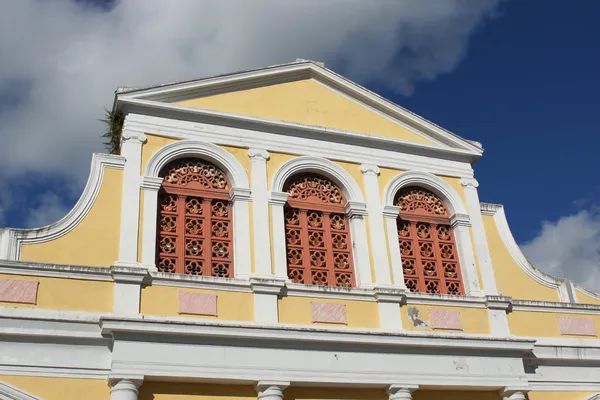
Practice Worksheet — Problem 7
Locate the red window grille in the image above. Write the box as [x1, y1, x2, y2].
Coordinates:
[156, 158, 233, 277]
[395, 187, 464, 295]
[283, 174, 355, 287]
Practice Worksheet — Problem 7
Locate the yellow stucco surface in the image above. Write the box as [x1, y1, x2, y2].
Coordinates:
[20, 168, 123, 268]
[277, 296, 379, 328]
[413, 391, 500, 400]
[175, 79, 433, 145]
[0, 273, 113, 312]
[576, 289, 600, 305]
[0, 376, 109, 400]
[140, 285, 254, 321]
[401, 304, 489, 334]
[528, 392, 598, 400]
[483, 215, 560, 302]
[508, 310, 600, 338]
[139, 382, 257, 400]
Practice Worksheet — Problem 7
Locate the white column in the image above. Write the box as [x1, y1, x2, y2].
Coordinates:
[375, 288, 406, 330]
[360, 164, 392, 286]
[346, 201, 373, 288]
[383, 205, 407, 289]
[387, 384, 418, 400]
[461, 178, 499, 295]
[115, 127, 146, 268]
[501, 390, 528, 400]
[251, 277, 285, 323]
[139, 176, 163, 270]
[486, 296, 512, 337]
[231, 187, 253, 279]
[451, 214, 483, 297]
[110, 378, 142, 400]
[255, 381, 289, 400]
[269, 191, 290, 280]
[249, 149, 272, 276]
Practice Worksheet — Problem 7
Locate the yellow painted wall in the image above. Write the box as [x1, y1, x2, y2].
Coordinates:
[0, 375, 109, 400]
[175, 79, 433, 145]
[576, 289, 600, 305]
[528, 392, 598, 400]
[414, 391, 500, 400]
[401, 304, 489, 334]
[139, 382, 257, 400]
[20, 168, 123, 268]
[483, 215, 560, 302]
[508, 310, 600, 338]
[0, 273, 112, 312]
[285, 387, 385, 400]
[278, 296, 379, 328]
[140, 285, 254, 321]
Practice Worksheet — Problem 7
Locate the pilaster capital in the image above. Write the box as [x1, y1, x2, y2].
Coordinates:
[460, 177, 479, 189]
[140, 176, 164, 191]
[250, 276, 287, 295]
[360, 163, 380, 176]
[450, 213, 471, 228]
[269, 191, 290, 206]
[121, 128, 147, 144]
[382, 205, 400, 218]
[345, 201, 368, 218]
[373, 286, 407, 303]
[230, 187, 252, 202]
[110, 265, 149, 284]
[485, 295, 513, 311]
[248, 148, 270, 161]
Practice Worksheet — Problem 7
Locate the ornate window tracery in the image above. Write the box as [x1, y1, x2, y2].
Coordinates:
[156, 158, 233, 277]
[283, 174, 355, 287]
[395, 187, 464, 295]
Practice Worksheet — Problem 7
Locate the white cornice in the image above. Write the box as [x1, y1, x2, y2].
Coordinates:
[0, 154, 125, 261]
[115, 61, 483, 158]
[0, 381, 44, 400]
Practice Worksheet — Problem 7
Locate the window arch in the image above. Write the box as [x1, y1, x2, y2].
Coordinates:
[156, 158, 233, 277]
[283, 174, 355, 287]
[395, 186, 464, 295]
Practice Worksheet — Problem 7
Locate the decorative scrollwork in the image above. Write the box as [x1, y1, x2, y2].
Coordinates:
[284, 174, 344, 205]
[395, 187, 449, 217]
[161, 158, 229, 190]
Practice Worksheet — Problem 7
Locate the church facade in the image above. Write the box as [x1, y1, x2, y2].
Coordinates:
[0, 60, 599, 400]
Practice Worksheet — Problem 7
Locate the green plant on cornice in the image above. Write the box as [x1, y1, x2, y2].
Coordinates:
[100, 108, 124, 154]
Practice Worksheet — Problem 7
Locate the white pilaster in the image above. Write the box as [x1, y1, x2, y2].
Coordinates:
[111, 266, 148, 314]
[251, 277, 285, 324]
[231, 187, 253, 279]
[375, 288, 406, 330]
[249, 149, 272, 276]
[269, 191, 290, 280]
[109, 378, 142, 400]
[461, 178, 499, 295]
[387, 384, 418, 400]
[115, 128, 146, 268]
[346, 201, 373, 288]
[255, 381, 289, 400]
[140, 176, 163, 270]
[360, 164, 393, 285]
[486, 296, 512, 337]
[383, 205, 407, 289]
[451, 214, 483, 297]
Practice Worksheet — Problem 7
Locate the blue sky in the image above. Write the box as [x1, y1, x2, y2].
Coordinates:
[0, 0, 598, 289]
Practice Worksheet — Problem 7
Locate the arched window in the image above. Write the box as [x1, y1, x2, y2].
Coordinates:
[283, 174, 355, 287]
[156, 158, 233, 277]
[395, 187, 464, 295]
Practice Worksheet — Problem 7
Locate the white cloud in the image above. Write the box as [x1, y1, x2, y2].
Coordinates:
[0, 0, 500, 226]
[522, 209, 600, 293]
[25, 191, 70, 228]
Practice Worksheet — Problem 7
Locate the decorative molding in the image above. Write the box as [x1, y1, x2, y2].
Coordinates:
[512, 299, 600, 315]
[311, 302, 347, 324]
[0, 260, 113, 281]
[0, 279, 38, 304]
[0, 154, 125, 261]
[0, 380, 44, 400]
[574, 283, 600, 302]
[179, 292, 218, 316]
[271, 156, 365, 203]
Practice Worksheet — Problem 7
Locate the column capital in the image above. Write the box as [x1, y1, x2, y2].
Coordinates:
[140, 176, 164, 191]
[360, 163, 380, 175]
[255, 381, 290, 400]
[248, 148, 270, 161]
[500, 389, 529, 400]
[269, 191, 290, 206]
[460, 177, 479, 189]
[345, 201, 368, 218]
[387, 384, 419, 400]
[109, 376, 143, 399]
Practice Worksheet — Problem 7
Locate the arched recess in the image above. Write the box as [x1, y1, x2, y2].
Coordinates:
[269, 156, 373, 287]
[382, 171, 482, 296]
[140, 140, 252, 278]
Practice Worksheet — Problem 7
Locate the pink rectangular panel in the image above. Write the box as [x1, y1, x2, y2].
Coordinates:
[0, 279, 39, 304]
[429, 309, 463, 330]
[178, 292, 218, 316]
[557, 317, 597, 336]
[311, 302, 347, 324]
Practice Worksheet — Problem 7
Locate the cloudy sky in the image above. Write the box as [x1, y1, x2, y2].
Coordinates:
[0, 0, 598, 291]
